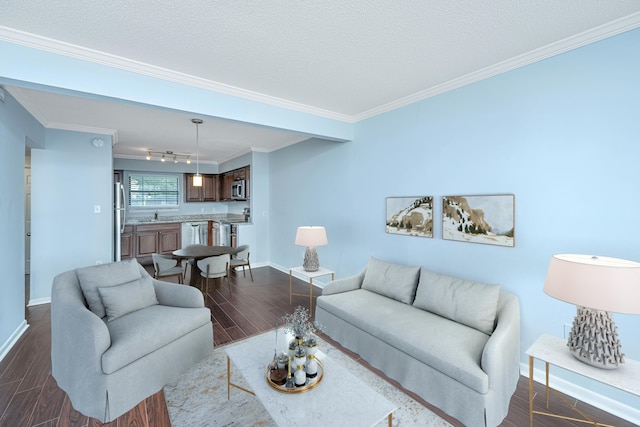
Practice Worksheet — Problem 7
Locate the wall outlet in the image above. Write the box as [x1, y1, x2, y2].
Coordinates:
[200, 208, 205, 213]
[94, 205, 101, 214]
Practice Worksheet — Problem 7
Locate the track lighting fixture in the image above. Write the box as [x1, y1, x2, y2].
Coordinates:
[145, 150, 192, 164]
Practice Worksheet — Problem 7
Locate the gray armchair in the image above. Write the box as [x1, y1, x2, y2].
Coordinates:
[51, 258, 213, 422]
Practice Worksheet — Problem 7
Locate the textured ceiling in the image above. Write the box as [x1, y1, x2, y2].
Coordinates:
[1, 0, 640, 162]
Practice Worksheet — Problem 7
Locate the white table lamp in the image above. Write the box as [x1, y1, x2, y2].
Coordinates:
[295, 226, 328, 272]
[543, 254, 640, 369]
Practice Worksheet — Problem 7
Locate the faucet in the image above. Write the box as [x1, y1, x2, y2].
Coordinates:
[154, 211, 159, 220]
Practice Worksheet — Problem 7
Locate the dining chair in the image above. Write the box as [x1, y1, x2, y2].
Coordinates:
[151, 253, 184, 284]
[197, 254, 232, 297]
[182, 244, 208, 279]
[230, 244, 253, 282]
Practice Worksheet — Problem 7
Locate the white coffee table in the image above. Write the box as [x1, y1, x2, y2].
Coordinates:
[225, 330, 396, 426]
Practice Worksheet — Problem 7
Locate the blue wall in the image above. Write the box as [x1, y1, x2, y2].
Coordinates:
[1, 23, 639, 419]
[0, 90, 44, 357]
[269, 28, 640, 411]
[30, 129, 114, 302]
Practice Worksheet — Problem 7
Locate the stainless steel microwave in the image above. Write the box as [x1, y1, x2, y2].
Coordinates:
[231, 179, 246, 199]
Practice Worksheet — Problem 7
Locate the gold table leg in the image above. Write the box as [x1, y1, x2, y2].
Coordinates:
[545, 362, 550, 409]
[226, 356, 255, 399]
[529, 356, 614, 427]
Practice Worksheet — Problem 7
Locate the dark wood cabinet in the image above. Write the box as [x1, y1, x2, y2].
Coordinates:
[219, 166, 250, 200]
[184, 174, 218, 202]
[185, 166, 250, 202]
[244, 166, 250, 199]
[159, 225, 181, 253]
[233, 168, 246, 181]
[202, 174, 217, 201]
[221, 172, 234, 200]
[120, 225, 134, 260]
[130, 222, 181, 264]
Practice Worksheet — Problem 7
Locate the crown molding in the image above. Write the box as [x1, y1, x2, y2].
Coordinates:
[0, 26, 353, 124]
[352, 12, 640, 122]
[3, 13, 640, 125]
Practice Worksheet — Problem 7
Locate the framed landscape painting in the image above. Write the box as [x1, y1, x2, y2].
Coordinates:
[442, 194, 515, 247]
[386, 196, 434, 238]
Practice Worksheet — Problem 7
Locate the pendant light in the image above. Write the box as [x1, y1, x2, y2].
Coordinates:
[192, 118, 203, 187]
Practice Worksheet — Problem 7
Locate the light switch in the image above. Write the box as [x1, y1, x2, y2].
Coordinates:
[94, 205, 101, 214]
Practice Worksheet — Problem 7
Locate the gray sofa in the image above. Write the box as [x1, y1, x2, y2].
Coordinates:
[315, 257, 520, 427]
[51, 258, 213, 422]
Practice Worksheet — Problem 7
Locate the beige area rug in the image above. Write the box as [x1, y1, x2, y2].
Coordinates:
[164, 332, 453, 427]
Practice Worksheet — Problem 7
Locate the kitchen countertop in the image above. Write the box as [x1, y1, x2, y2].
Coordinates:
[126, 214, 251, 226]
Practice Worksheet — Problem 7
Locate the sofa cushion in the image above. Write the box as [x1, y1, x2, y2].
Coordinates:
[317, 289, 491, 393]
[361, 257, 420, 304]
[98, 276, 159, 322]
[413, 269, 500, 335]
[101, 304, 211, 374]
[77, 259, 142, 318]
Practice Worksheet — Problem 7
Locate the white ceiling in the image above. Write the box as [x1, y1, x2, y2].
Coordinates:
[2, 1, 640, 163]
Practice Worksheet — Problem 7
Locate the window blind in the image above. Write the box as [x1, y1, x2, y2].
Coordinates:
[128, 174, 179, 207]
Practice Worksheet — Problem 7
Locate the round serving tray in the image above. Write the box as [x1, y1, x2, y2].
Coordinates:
[266, 360, 324, 394]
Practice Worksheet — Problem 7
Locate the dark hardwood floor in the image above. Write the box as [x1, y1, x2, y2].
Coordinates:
[0, 265, 636, 426]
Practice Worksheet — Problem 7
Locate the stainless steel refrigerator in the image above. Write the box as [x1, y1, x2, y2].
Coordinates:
[114, 182, 126, 261]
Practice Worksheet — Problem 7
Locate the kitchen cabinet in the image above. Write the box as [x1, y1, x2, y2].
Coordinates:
[233, 167, 246, 181]
[221, 172, 234, 200]
[185, 166, 250, 202]
[233, 166, 250, 198]
[132, 222, 181, 264]
[120, 225, 134, 260]
[184, 173, 218, 202]
[220, 166, 250, 200]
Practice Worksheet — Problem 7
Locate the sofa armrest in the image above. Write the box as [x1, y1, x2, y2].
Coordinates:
[481, 291, 520, 397]
[51, 271, 111, 385]
[153, 279, 204, 308]
[321, 267, 365, 295]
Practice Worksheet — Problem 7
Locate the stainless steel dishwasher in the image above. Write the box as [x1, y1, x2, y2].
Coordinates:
[219, 221, 231, 246]
[181, 221, 208, 247]
[210, 221, 221, 246]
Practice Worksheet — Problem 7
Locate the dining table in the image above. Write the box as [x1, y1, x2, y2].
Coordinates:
[173, 244, 237, 286]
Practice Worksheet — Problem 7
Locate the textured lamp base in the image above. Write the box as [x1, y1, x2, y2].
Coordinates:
[302, 246, 319, 272]
[567, 306, 624, 369]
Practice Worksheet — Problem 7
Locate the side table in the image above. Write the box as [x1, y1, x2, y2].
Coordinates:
[526, 334, 640, 427]
[289, 266, 334, 316]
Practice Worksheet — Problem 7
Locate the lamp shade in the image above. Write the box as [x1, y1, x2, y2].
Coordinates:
[295, 226, 328, 247]
[544, 254, 640, 314]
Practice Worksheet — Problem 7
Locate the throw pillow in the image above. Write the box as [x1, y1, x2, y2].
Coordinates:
[413, 268, 500, 335]
[98, 276, 159, 322]
[77, 258, 142, 318]
[361, 257, 421, 304]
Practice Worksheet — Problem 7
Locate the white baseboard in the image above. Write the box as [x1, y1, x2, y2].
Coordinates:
[0, 320, 29, 363]
[520, 362, 640, 425]
[28, 297, 51, 306]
